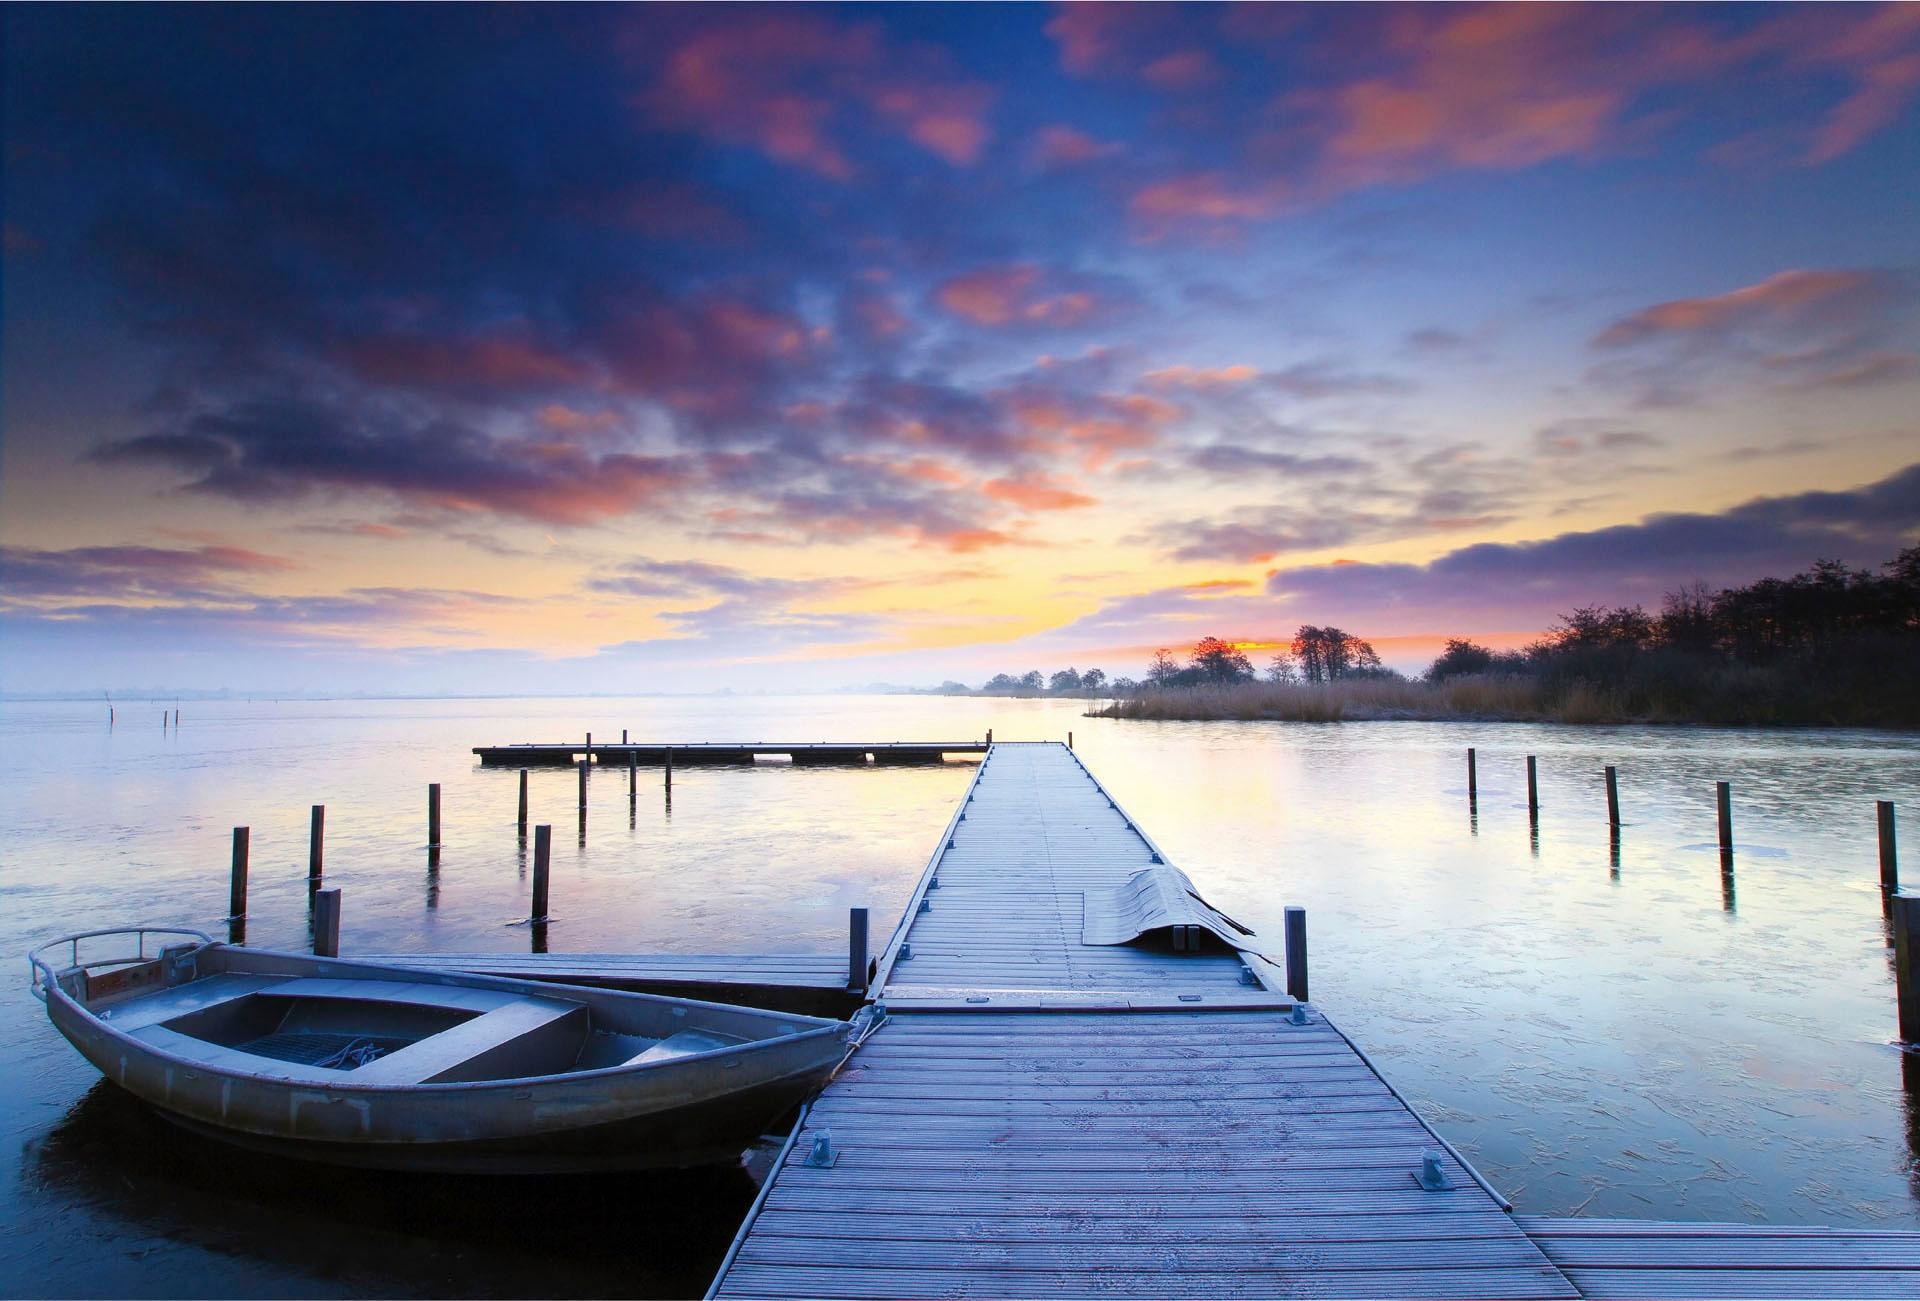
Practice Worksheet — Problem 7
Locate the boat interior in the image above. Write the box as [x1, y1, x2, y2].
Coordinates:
[40, 935, 833, 1088]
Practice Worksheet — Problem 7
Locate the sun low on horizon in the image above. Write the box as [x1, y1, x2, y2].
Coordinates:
[2, 2, 1917, 695]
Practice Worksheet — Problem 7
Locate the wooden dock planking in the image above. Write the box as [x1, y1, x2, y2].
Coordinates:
[711, 742, 1578, 1300]
[1519, 1218, 1920, 1299]
[473, 741, 987, 767]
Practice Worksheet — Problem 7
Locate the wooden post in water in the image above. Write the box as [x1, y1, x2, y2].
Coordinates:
[1717, 781, 1734, 853]
[1526, 756, 1539, 822]
[531, 825, 552, 922]
[1466, 748, 1477, 809]
[577, 760, 588, 812]
[665, 747, 673, 793]
[1894, 893, 1920, 1042]
[517, 768, 529, 836]
[1882, 802, 1900, 893]
[986, 728, 993, 745]
[1283, 906, 1309, 1003]
[586, 731, 592, 754]
[308, 805, 325, 884]
[313, 888, 341, 958]
[847, 907, 869, 993]
[629, 754, 638, 802]
[622, 728, 628, 744]
[1067, 731, 1073, 750]
[1605, 766, 1620, 827]
[229, 827, 249, 918]
[427, 783, 441, 849]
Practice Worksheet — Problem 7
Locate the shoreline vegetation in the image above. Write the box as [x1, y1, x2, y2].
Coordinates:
[1062, 550, 1919, 728]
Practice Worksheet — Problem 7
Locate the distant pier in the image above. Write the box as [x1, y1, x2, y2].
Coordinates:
[473, 741, 988, 767]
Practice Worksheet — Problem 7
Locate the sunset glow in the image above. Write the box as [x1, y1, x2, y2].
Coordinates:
[3, 3, 1917, 693]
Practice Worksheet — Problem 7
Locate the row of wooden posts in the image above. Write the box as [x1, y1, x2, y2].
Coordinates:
[1467, 746, 1919, 1040]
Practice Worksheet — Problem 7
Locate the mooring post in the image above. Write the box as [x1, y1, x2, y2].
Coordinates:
[665, 747, 673, 793]
[1283, 906, 1309, 1003]
[427, 782, 441, 849]
[308, 804, 325, 884]
[1525, 756, 1539, 822]
[622, 728, 628, 744]
[848, 906, 869, 993]
[1894, 893, 1920, 1042]
[1882, 801, 1900, 893]
[229, 827, 250, 918]
[313, 888, 341, 958]
[1067, 731, 1073, 750]
[585, 731, 592, 755]
[517, 768, 529, 836]
[629, 754, 638, 802]
[1605, 765, 1620, 827]
[986, 728, 993, 745]
[1466, 748, 1477, 808]
[1717, 781, 1734, 853]
[577, 759, 588, 811]
[531, 824, 552, 921]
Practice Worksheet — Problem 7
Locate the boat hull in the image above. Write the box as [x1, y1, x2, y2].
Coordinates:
[37, 941, 856, 1174]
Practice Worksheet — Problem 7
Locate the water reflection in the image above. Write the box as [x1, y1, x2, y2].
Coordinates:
[24, 1082, 758, 1299]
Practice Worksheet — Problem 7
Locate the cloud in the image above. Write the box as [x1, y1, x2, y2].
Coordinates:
[0, 543, 295, 606]
[1029, 124, 1121, 169]
[1261, 460, 1920, 632]
[635, 12, 993, 178]
[933, 264, 1118, 330]
[1593, 270, 1884, 347]
[1142, 364, 1259, 389]
[92, 399, 694, 526]
[981, 472, 1096, 511]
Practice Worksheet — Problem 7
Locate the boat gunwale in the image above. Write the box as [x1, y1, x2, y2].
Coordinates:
[40, 941, 853, 1095]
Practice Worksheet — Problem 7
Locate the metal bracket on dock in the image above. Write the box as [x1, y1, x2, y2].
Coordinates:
[1290, 1005, 1308, 1025]
[803, 1131, 838, 1168]
[917, 897, 932, 914]
[898, 943, 913, 961]
[1414, 1150, 1454, 1191]
[929, 875, 940, 889]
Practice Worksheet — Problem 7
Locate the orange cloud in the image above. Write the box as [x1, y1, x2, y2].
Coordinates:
[982, 472, 1097, 511]
[1142, 363, 1259, 389]
[1030, 124, 1121, 168]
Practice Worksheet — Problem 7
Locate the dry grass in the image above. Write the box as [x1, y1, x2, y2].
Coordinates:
[1089, 675, 1586, 723]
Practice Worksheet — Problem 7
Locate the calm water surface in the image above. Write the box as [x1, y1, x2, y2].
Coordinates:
[3, 695, 1918, 1295]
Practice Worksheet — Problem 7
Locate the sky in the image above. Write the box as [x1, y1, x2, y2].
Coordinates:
[2, 2, 1918, 695]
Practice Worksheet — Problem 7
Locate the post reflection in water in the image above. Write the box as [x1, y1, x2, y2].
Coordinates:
[1721, 846, 1737, 912]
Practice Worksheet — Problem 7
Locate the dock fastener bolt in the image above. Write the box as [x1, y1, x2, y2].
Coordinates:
[804, 1131, 838, 1168]
[899, 943, 913, 960]
[1415, 1151, 1454, 1191]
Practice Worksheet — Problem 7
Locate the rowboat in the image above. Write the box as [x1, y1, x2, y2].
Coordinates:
[29, 927, 863, 1173]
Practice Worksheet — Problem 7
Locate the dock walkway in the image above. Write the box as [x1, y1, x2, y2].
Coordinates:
[709, 742, 1578, 1299]
[473, 740, 986, 767]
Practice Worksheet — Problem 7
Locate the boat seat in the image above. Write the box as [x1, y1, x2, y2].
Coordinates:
[626, 1027, 746, 1066]
[351, 997, 589, 1085]
[98, 974, 285, 1033]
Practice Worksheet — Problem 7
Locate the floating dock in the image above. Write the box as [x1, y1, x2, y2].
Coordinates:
[473, 741, 988, 767]
[699, 741, 1920, 1300]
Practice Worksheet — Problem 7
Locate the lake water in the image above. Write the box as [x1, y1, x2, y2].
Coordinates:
[3, 695, 1918, 1296]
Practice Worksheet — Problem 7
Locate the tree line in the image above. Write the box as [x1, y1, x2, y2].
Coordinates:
[1119, 548, 1920, 726]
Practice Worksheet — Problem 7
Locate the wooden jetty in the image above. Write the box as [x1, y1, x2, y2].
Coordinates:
[699, 741, 1920, 1300]
[473, 740, 988, 767]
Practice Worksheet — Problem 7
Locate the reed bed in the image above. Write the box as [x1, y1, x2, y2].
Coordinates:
[1090, 675, 1606, 724]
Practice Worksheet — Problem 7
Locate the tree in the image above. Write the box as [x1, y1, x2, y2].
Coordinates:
[1080, 668, 1107, 693]
[1426, 638, 1494, 681]
[1190, 636, 1255, 683]
[1291, 626, 1383, 682]
[982, 673, 1020, 693]
[1049, 667, 1083, 693]
[1018, 670, 1044, 691]
[1146, 648, 1180, 686]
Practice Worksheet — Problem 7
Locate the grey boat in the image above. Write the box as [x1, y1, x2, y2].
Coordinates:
[29, 927, 862, 1173]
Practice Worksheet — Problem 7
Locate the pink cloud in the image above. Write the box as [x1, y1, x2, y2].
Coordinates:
[636, 14, 993, 179]
[339, 334, 592, 392]
[935, 264, 1107, 329]
[1030, 124, 1121, 168]
[1593, 269, 1882, 347]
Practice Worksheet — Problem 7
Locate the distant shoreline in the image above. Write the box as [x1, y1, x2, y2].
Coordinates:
[1085, 677, 1920, 730]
